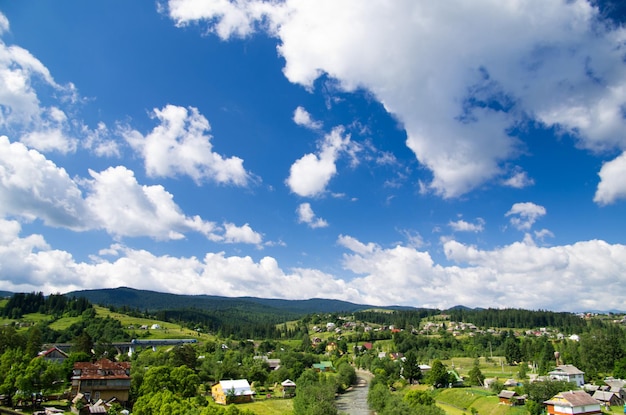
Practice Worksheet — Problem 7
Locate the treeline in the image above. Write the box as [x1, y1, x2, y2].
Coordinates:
[354, 309, 439, 328]
[447, 307, 591, 332]
[150, 308, 284, 339]
[1, 292, 91, 319]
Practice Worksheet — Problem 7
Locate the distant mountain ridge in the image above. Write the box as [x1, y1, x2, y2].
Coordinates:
[65, 287, 385, 315]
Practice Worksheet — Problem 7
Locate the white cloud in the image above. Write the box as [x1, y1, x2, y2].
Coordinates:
[222, 222, 263, 245]
[0, 12, 9, 35]
[84, 122, 120, 158]
[0, 136, 89, 229]
[505, 202, 546, 231]
[0, 136, 263, 244]
[84, 166, 219, 240]
[442, 238, 626, 310]
[296, 202, 328, 228]
[286, 126, 352, 197]
[0, 25, 78, 153]
[1, 219, 625, 311]
[166, 0, 626, 199]
[293, 106, 322, 129]
[123, 104, 251, 186]
[0, 222, 355, 301]
[594, 151, 626, 205]
[503, 170, 534, 189]
[449, 218, 485, 233]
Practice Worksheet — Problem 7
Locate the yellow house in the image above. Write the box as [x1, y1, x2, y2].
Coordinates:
[211, 379, 254, 405]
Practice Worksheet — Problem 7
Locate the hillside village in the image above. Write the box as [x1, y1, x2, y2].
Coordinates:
[1, 292, 626, 415]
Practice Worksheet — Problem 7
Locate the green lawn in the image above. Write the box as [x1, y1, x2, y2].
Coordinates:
[240, 397, 294, 415]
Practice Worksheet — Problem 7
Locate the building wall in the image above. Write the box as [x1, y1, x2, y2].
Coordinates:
[547, 403, 601, 415]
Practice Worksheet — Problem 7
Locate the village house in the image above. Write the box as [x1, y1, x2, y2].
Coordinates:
[544, 390, 602, 415]
[549, 365, 585, 387]
[592, 390, 622, 407]
[253, 355, 281, 370]
[313, 361, 334, 372]
[604, 378, 626, 402]
[281, 379, 296, 398]
[38, 346, 68, 364]
[71, 359, 131, 406]
[211, 379, 254, 405]
[498, 390, 525, 406]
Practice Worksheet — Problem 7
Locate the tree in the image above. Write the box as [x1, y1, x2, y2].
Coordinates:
[503, 336, 522, 365]
[293, 370, 337, 415]
[523, 379, 576, 415]
[73, 331, 94, 355]
[133, 389, 199, 415]
[402, 351, 422, 384]
[139, 366, 175, 396]
[427, 360, 451, 388]
[403, 389, 435, 407]
[467, 359, 485, 386]
[614, 356, 626, 379]
[172, 344, 197, 369]
[518, 362, 529, 380]
[171, 365, 200, 398]
[367, 382, 392, 413]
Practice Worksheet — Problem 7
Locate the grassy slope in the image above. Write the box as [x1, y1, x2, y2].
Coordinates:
[435, 388, 527, 415]
[94, 306, 216, 341]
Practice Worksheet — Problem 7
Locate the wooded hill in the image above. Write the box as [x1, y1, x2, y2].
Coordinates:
[65, 287, 380, 315]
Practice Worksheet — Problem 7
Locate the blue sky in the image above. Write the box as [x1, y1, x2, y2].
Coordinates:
[1, 1, 626, 311]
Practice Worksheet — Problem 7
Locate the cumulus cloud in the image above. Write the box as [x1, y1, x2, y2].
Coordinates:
[594, 151, 626, 205]
[442, 238, 626, 310]
[449, 218, 485, 233]
[1, 218, 625, 310]
[222, 222, 263, 245]
[0, 18, 78, 153]
[296, 202, 328, 228]
[166, 0, 626, 199]
[286, 126, 353, 197]
[0, 136, 90, 229]
[0, 221, 355, 300]
[505, 202, 546, 231]
[84, 166, 219, 240]
[0, 136, 263, 244]
[123, 104, 251, 186]
[293, 106, 322, 129]
[503, 170, 534, 189]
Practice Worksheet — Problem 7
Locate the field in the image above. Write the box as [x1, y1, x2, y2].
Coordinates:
[94, 306, 215, 341]
[441, 356, 517, 380]
[237, 397, 294, 415]
[435, 388, 527, 415]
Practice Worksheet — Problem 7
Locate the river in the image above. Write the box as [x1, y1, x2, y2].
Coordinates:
[335, 370, 374, 415]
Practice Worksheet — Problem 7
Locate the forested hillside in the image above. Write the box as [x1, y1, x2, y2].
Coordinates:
[67, 287, 374, 314]
[1, 290, 626, 415]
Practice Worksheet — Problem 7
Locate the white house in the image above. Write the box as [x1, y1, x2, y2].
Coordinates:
[549, 365, 585, 387]
[544, 390, 601, 415]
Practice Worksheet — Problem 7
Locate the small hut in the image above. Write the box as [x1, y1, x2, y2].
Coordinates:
[281, 379, 296, 398]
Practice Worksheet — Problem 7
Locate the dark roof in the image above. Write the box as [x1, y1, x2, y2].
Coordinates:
[498, 390, 517, 399]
